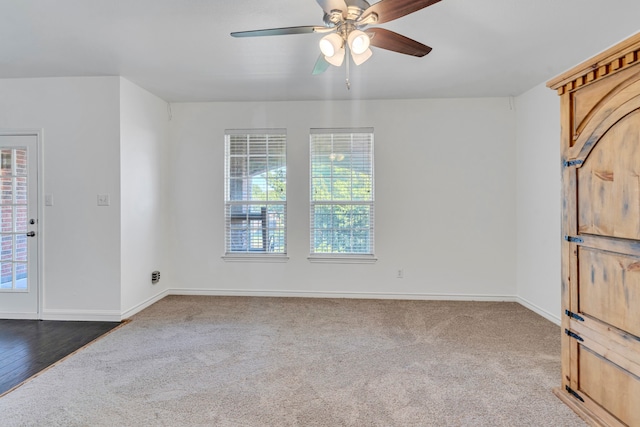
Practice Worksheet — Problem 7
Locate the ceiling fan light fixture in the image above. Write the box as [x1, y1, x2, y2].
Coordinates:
[232, 0, 439, 83]
[351, 47, 372, 66]
[347, 30, 370, 55]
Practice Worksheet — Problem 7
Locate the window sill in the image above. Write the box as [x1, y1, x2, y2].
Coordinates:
[307, 255, 377, 264]
[222, 254, 289, 263]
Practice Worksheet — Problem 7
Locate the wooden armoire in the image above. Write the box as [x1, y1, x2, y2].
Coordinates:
[548, 33, 640, 426]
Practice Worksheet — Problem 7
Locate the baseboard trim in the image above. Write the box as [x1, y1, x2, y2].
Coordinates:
[29, 291, 557, 322]
[0, 312, 38, 320]
[41, 309, 122, 322]
[121, 289, 170, 320]
[169, 288, 518, 302]
[517, 296, 561, 325]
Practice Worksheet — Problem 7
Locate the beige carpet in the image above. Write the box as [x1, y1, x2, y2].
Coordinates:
[0, 296, 585, 426]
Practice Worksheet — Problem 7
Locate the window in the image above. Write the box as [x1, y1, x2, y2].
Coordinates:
[310, 128, 374, 259]
[224, 129, 286, 256]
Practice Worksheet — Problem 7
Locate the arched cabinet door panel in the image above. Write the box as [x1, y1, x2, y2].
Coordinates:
[577, 107, 640, 240]
[549, 33, 640, 427]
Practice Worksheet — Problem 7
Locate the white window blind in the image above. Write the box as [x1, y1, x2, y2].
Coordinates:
[225, 129, 286, 254]
[310, 128, 374, 256]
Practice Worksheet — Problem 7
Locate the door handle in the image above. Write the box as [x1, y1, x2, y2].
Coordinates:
[26, 231, 35, 237]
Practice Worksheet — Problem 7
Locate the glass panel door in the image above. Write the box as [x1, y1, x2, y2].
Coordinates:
[0, 148, 29, 290]
[0, 135, 39, 318]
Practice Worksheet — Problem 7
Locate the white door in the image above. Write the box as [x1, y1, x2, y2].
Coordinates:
[0, 135, 39, 318]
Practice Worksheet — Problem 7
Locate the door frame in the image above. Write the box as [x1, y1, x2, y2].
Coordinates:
[0, 129, 43, 319]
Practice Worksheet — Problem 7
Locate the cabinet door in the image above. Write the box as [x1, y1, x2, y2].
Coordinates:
[564, 82, 640, 426]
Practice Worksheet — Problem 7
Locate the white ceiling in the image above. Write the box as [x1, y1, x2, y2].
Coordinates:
[1, 0, 639, 102]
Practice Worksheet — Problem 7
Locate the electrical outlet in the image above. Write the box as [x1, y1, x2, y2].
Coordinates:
[97, 194, 110, 206]
[397, 269, 404, 279]
[45, 194, 54, 206]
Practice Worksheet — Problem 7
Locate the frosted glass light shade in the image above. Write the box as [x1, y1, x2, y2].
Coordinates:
[319, 33, 345, 67]
[351, 47, 372, 66]
[348, 30, 370, 55]
[325, 48, 345, 66]
[319, 33, 343, 58]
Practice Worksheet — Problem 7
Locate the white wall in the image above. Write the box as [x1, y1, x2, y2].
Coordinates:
[168, 98, 517, 299]
[515, 83, 562, 323]
[0, 77, 122, 319]
[0, 76, 563, 321]
[120, 78, 170, 316]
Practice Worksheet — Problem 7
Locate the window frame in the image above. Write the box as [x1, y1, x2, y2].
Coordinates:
[308, 128, 376, 263]
[223, 129, 288, 262]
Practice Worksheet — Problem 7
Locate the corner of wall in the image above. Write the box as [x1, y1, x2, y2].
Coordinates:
[514, 82, 562, 322]
[119, 79, 171, 317]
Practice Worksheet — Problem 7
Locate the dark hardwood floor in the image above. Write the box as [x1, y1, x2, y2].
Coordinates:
[0, 319, 121, 395]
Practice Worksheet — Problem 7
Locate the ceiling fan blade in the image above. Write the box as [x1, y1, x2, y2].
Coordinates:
[359, 0, 442, 25]
[368, 28, 432, 57]
[312, 54, 331, 75]
[316, 0, 348, 16]
[231, 26, 326, 38]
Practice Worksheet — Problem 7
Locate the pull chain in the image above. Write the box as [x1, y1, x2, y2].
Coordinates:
[345, 45, 351, 90]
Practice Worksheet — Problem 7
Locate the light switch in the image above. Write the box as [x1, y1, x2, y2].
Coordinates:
[97, 194, 110, 206]
[45, 194, 54, 206]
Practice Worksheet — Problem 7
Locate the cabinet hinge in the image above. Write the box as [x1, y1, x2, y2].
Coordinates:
[564, 235, 584, 243]
[565, 329, 584, 342]
[565, 386, 585, 402]
[563, 159, 584, 167]
[565, 310, 585, 322]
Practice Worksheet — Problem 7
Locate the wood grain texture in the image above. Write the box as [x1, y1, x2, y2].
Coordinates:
[568, 77, 640, 161]
[560, 91, 575, 391]
[578, 247, 640, 338]
[553, 32, 640, 426]
[572, 67, 640, 140]
[547, 32, 640, 91]
[554, 387, 613, 427]
[368, 28, 431, 57]
[579, 346, 640, 427]
[573, 319, 640, 380]
[577, 233, 640, 258]
[568, 166, 580, 392]
[577, 110, 640, 240]
[0, 320, 121, 396]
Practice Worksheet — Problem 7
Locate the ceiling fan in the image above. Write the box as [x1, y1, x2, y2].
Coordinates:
[231, 0, 441, 85]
